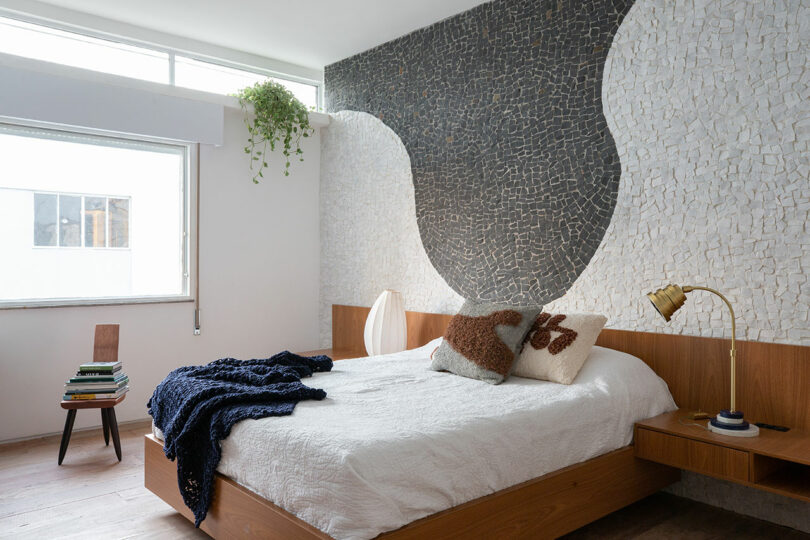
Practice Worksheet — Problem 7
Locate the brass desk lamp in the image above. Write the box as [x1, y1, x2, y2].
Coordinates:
[647, 284, 759, 437]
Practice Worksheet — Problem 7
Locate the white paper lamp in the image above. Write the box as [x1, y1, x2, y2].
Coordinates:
[364, 290, 407, 356]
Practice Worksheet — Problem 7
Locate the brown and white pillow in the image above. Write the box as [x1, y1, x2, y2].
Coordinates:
[512, 312, 607, 384]
[430, 300, 540, 384]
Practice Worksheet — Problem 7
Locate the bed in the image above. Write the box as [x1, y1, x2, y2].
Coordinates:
[151, 338, 676, 539]
[145, 305, 687, 539]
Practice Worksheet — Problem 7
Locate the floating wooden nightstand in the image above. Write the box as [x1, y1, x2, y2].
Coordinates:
[635, 409, 810, 503]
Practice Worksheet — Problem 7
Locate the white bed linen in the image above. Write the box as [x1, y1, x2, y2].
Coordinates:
[154, 340, 676, 540]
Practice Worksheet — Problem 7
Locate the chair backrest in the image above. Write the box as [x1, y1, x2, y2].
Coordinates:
[94, 324, 120, 363]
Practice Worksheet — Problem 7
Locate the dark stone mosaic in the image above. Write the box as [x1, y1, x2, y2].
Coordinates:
[325, 0, 633, 305]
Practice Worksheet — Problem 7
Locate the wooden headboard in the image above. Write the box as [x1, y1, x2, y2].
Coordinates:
[331, 304, 810, 431]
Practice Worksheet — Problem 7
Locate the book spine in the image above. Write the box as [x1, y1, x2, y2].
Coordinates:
[63, 388, 128, 400]
[65, 387, 119, 391]
[65, 384, 127, 392]
[66, 378, 129, 387]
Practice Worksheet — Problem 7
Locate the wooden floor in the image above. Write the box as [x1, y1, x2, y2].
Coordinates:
[1, 423, 806, 539]
[563, 492, 808, 540]
[0, 420, 205, 540]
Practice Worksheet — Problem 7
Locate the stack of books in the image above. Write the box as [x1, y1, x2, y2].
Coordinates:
[63, 361, 130, 401]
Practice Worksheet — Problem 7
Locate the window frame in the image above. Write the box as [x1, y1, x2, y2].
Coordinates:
[0, 11, 323, 110]
[0, 120, 195, 310]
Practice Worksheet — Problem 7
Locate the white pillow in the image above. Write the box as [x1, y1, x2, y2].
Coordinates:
[512, 312, 607, 384]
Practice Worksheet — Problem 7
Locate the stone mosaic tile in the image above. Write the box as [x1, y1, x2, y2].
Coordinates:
[325, 0, 633, 306]
[319, 111, 464, 346]
[666, 471, 810, 534]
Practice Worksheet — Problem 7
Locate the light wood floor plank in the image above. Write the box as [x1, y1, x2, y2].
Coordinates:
[0, 420, 206, 539]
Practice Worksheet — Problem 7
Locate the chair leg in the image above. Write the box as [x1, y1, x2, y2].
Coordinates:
[101, 408, 110, 446]
[58, 409, 77, 465]
[108, 407, 122, 461]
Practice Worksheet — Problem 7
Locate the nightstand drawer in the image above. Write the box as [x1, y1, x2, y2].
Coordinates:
[635, 428, 749, 482]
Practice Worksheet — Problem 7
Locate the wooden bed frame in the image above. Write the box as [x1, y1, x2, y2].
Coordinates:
[145, 304, 810, 538]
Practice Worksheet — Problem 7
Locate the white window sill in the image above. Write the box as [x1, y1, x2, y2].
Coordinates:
[0, 296, 195, 310]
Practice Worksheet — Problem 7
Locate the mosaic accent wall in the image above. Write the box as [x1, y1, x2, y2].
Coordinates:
[321, 0, 810, 528]
[326, 0, 634, 306]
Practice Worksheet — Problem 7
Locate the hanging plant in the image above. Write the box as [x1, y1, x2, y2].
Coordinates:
[235, 80, 314, 183]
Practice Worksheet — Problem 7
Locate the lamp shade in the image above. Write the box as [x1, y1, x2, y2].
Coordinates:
[364, 290, 407, 356]
[647, 284, 688, 321]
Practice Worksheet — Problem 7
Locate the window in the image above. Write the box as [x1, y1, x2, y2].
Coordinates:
[0, 123, 189, 305]
[0, 14, 321, 109]
[33, 193, 130, 248]
[0, 16, 168, 83]
[175, 56, 318, 110]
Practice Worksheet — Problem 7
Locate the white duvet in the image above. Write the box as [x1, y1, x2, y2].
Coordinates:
[155, 340, 676, 539]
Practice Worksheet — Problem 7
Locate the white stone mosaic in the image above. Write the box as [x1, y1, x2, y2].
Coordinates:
[666, 471, 810, 533]
[319, 111, 463, 346]
[546, 0, 810, 347]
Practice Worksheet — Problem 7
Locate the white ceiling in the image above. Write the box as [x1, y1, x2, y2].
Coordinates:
[32, 0, 490, 71]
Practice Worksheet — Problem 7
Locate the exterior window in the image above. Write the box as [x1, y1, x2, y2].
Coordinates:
[0, 15, 322, 109]
[32, 193, 131, 249]
[0, 123, 189, 305]
[33, 193, 57, 246]
[59, 194, 82, 247]
[84, 196, 106, 247]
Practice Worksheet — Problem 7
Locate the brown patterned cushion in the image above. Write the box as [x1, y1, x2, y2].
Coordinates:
[512, 312, 607, 384]
[430, 300, 540, 384]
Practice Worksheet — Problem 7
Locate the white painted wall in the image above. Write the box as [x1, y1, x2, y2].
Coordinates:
[0, 105, 322, 442]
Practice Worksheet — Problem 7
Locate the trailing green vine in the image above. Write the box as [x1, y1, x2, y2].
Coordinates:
[236, 80, 314, 183]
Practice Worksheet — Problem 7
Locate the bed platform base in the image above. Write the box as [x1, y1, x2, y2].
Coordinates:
[144, 434, 678, 539]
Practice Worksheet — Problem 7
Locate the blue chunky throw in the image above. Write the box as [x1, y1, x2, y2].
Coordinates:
[147, 351, 332, 526]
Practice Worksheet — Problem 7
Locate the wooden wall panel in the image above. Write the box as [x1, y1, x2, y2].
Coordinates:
[332, 305, 810, 431]
[596, 329, 729, 418]
[597, 329, 810, 431]
[331, 304, 453, 355]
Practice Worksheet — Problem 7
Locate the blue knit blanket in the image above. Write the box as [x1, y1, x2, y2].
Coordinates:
[147, 351, 332, 526]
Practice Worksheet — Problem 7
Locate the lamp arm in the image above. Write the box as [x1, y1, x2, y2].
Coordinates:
[683, 285, 737, 412]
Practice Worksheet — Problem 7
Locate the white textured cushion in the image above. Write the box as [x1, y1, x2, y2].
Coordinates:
[512, 312, 607, 384]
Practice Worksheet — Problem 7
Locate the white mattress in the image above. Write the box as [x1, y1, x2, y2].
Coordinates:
[154, 340, 676, 539]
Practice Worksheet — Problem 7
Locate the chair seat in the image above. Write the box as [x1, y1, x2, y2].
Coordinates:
[60, 394, 126, 410]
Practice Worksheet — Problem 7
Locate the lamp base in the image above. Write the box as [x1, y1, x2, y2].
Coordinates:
[708, 410, 760, 438]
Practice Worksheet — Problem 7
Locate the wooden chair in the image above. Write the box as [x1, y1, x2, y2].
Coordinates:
[58, 324, 125, 465]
